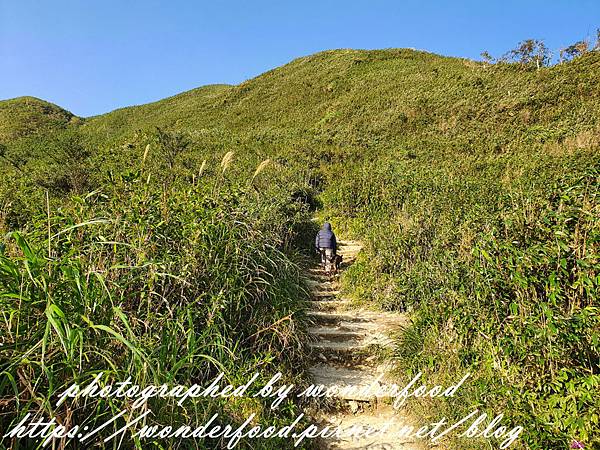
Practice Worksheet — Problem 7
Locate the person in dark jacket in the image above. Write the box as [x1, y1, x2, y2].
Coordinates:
[315, 222, 337, 271]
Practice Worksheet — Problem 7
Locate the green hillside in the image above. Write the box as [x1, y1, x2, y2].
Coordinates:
[0, 96, 76, 142]
[2, 48, 598, 195]
[2, 48, 599, 162]
[1, 48, 599, 449]
[86, 48, 600, 143]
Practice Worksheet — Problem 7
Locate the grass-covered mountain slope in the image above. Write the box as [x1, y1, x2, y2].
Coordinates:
[3, 48, 599, 150]
[86, 48, 600, 144]
[0, 96, 76, 142]
[1, 48, 599, 449]
[2, 48, 598, 207]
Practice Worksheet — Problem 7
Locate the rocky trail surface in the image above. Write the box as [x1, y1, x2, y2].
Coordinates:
[306, 240, 428, 450]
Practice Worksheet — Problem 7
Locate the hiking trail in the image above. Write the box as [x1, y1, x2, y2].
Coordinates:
[306, 240, 426, 450]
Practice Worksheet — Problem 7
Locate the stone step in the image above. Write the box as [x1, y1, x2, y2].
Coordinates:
[307, 312, 381, 329]
[306, 275, 331, 283]
[310, 297, 348, 305]
[307, 281, 338, 289]
[338, 242, 362, 250]
[311, 289, 341, 297]
[309, 340, 366, 352]
[312, 291, 339, 298]
[309, 330, 395, 350]
[321, 405, 418, 449]
[306, 279, 336, 288]
[309, 300, 350, 312]
[309, 348, 372, 366]
[308, 327, 364, 340]
[308, 364, 391, 401]
[307, 311, 369, 320]
[312, 309, 407, 329]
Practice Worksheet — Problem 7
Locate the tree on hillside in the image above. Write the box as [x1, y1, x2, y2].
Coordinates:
[155, 127, 190, 171]
[503, 39, 551, 69]
[480, 51, 495, 64]
[559, 40, 590, 63]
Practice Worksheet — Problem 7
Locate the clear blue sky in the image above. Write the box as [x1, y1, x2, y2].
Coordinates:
[1, 0, 598, 117]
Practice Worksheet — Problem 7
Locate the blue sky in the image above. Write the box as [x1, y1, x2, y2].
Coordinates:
[1, 1, 598, 117]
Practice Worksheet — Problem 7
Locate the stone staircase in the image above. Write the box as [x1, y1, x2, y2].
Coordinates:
[306, 240, 425, 449]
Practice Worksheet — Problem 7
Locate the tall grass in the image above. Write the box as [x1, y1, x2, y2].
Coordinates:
[324, 150, 599, 448]
[1, 158, 314, 449]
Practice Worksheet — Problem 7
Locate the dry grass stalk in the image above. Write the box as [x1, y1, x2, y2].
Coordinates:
[251, 158, 271, 182]
[221, 151, 234, 174]
[198, 160, 207, 177]
[142, 144, 150, 165]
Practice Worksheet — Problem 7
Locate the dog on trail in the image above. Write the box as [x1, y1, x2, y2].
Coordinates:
[331, 254, 343, 275]
[319, 251, 343, 276]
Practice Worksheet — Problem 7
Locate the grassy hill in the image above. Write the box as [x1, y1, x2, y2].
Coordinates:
[2, 48, 599, 168]
[0, 96, 76, 142]
[1, 48, 599, 449]
[2, 48, 598, 199]
[88, 48, 600, 141]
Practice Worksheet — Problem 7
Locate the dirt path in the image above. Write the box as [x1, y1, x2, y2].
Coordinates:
[306, 240, 426, 450]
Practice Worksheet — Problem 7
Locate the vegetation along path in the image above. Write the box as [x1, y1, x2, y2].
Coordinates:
[306, 240, 425, 450]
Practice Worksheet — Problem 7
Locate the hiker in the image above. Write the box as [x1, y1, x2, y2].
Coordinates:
[315, 222, 337, 272]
